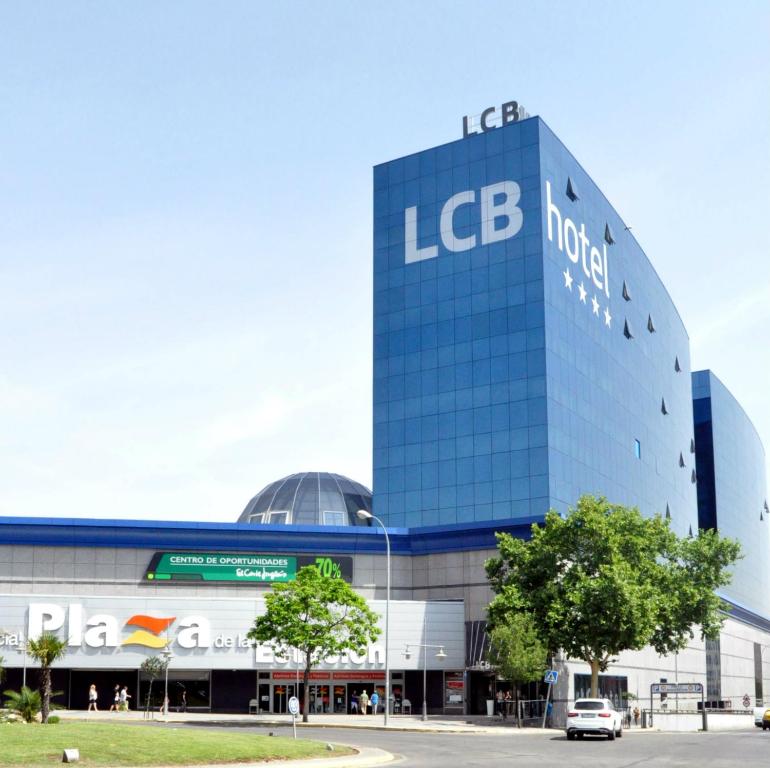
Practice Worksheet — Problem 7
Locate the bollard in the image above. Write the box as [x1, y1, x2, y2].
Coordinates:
[641, 710, 647, 729]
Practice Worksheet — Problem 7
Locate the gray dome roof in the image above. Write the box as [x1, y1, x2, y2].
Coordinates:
[237, 472, 373, 527]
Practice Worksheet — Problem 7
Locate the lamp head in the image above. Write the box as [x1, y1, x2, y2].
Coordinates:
[356, 509, 373, 521]
[435, 647, 447, 660]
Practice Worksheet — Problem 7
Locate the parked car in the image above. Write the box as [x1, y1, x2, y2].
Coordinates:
[761, 708, 770, 730]
[566, 698, 623, 741]
[754, 706, 770, 728]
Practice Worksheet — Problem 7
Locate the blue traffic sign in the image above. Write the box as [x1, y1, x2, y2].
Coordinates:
[544, 670, 558, 684]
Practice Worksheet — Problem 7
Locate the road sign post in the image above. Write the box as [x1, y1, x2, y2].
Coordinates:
[542, 670, 558, 728]
[649, 683, 706, 731]
[288, 695, 300, 739]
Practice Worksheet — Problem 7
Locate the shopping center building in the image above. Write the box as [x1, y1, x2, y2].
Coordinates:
[1, 111, 769, 718]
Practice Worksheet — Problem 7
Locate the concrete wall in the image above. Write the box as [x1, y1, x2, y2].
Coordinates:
[0, 543, 497, 622]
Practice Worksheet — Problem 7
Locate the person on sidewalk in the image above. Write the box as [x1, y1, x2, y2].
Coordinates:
[370, 690, 379, 715]
[88, 684, 98, 711]
[350, 691, 359, 714]
[109, 685, 120, 712]
[359, 690, 369, 715]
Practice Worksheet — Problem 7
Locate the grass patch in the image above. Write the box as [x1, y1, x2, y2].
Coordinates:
[0, 721, 351, 766]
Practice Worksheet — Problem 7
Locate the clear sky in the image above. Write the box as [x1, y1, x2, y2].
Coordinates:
[1, 1, 768, 522]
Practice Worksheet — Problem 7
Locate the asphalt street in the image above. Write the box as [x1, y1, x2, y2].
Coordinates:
[209, 725, 770, 767]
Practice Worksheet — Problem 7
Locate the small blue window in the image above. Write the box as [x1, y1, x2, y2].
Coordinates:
[634, 439, 641, 459]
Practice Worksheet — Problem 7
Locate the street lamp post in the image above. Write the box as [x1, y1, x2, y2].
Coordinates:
[357, 509, 391, 727]
[404, 643, 447, 721]
[161, 646, 173, 720]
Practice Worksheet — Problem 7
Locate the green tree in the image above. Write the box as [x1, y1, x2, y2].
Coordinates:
[486, 495, 741, 698]
[487, 615, 547, 727]
[140, 654, 169, 716]
[4, 686, 42, 722]
[27, 632, 67, 723]
[247, 565, 381, 722]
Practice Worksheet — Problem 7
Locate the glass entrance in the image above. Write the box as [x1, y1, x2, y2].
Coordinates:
[308, 684, 330, 714]
[271, 684, 296, 713]
[332, 685, 347, 713]
[258, 683, 270, 714]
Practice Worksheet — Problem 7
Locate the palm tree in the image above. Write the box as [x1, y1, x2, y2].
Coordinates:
[27, 632, 67, 723]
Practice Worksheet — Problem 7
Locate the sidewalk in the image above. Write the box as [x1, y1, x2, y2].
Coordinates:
[57, 708, 556, 733]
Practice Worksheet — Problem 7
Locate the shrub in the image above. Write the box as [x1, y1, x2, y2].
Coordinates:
[46, 715, 61, 724]
[3, 687, 42, 723]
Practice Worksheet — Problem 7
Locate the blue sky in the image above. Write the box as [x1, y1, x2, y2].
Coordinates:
[1, 1, 768, 521]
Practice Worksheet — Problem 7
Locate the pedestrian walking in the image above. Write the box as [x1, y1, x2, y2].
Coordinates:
[359, 689, 369, 715]
[88, 684, 98, 711]
[180, 689, 187, 713]
[350, 691, 359, 714]
[370, 690, 379, 714]
[109, 685, 120, 712]
[119, 686, 131, 711]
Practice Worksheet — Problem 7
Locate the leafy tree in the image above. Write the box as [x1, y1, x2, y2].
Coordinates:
[140, 655, 169, 715]
[27, 632, 67, 723]
[4, 686, 42, 722]
[486, 495, 741, 697]
[487, 615, 547, 727]
[248, 565, 381, 722]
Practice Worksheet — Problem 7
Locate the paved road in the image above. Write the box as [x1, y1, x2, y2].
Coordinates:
[200, 724, 770, 767]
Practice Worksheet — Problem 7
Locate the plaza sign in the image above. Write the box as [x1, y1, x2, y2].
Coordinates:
[25, 602, 385, 665]
[143, 552, 353, 584]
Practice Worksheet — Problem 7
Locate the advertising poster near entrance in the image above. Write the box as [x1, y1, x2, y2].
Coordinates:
[445, 671, 465, 711]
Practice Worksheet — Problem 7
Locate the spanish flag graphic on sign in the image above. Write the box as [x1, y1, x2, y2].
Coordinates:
[121, 615, 175, 648]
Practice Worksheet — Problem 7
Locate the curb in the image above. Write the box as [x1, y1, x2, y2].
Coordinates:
[165, 747, 396, 768]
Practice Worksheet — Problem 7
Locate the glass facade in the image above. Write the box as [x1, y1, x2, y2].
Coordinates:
[372, 117, 698, 537]
[693, 370, 770, 616]
[237, 472, 372, 527]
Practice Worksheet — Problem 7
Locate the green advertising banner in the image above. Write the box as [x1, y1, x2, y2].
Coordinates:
[144, 552, 353, 584]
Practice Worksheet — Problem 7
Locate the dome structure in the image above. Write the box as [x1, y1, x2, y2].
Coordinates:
[237, 472, 373, 527]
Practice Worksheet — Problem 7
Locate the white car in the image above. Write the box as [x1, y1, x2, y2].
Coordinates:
[566, 698, 623, 740]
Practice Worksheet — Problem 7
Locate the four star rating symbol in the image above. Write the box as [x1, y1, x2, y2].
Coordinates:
[563, 267, 611, 328]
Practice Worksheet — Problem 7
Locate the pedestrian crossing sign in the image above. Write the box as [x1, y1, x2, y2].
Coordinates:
[544, 670, 558, 684]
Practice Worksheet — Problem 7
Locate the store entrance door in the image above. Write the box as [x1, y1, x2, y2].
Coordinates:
[271, 683, 295, 714]
[332, 684, 346, 713]
[308, 684, 330, 714]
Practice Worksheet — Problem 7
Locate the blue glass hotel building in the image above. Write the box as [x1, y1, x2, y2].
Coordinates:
[693, 370, 770, 618]
[1, 111, 769, 720]
[373, 117, 697, 538]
